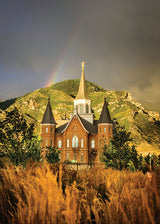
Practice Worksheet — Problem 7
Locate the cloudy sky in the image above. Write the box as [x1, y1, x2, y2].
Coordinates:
[1, 0, 160, 109]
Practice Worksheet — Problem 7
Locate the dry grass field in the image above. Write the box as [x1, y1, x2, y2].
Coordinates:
[0, 160, 160, 224]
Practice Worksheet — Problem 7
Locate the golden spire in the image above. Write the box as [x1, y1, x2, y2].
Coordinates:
[76, 62, 90, 100]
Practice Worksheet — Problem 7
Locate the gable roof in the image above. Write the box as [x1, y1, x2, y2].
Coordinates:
[75, 62, 90, 100]
[41, 98, 57, 124]
[61, 112, 89, 134]
[56, 112, 98, 134]
[99, 98, 113, 124]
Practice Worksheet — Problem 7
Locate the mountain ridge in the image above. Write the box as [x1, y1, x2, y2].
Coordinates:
[0, 79, 160, 155]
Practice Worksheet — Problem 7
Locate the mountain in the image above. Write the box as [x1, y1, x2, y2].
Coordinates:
[0, 79, 160, 155]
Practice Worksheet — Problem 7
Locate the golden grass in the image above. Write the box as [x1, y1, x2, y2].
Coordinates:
[0, 161, 160, 224]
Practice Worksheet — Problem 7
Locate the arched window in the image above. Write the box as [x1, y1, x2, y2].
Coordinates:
[58, 139, 62, 148]
[91, 140, 95, 148]
[81, 139, 83, 148]
[81, 153, 83, 162]
[72, 135, 78, 147]
[51, 139, 53, 147]
[86, 104, 89, 113]
[67, 139, 69, 148]
[67, 153, 69, 160]
[80, 104, 83, 113]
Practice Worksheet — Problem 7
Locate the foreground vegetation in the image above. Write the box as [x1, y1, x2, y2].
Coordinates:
[0, 160, 160, 224]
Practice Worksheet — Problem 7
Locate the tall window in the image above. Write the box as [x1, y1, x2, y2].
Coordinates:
[80, 104, 83, 113]
[46, 127, 48, 133]
[81, 139, 83, 148]
[67, 153, 69, 160]
[104, 127, 106, 132]
[99, 127, 101, 132]
[91, 140, 95, 148]
[51, 139, 53, 147]
[81, 153, 83, 162]
[67, 139, 69, 148]
[109, 127, 111, 133]
[72, 135, 78, 147]
[51, 127, 53, 133]
[58, 140, 62, 148]
[99, 139, 101, 148]
[86, 104, 89, 113]
[45, 139, 48, 147]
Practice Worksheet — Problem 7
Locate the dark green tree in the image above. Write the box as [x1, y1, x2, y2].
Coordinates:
[45, 146, 60, 164]
[0, 107, 42, 166]
[103, 125, 139, 171]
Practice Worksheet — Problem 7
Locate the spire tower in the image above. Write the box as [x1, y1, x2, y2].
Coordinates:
[74, 62, 93, 124]
[76, 61, 90, 100]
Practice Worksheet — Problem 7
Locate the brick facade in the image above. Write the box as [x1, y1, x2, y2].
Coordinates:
[40, 63, 113, 164]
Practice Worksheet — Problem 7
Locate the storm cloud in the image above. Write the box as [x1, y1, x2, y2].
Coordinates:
[0, 0, 160, 110]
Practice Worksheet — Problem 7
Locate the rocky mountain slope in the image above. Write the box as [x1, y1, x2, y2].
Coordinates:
[0, 79, 160, 155]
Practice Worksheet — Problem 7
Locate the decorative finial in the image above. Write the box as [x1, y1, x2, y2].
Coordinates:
[82, 61, 85, 71]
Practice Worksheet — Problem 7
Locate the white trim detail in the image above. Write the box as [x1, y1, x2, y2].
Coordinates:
[61, 113, 89, 134]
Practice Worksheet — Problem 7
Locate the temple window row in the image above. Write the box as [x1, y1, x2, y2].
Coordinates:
[66, 152, 83, 162]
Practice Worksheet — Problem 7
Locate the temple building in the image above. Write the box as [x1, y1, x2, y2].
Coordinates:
[41, 62, 113, 163]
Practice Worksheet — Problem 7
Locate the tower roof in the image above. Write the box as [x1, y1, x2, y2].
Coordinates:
[99, 98, 113, 124]
[41, 98, 56, 124]
[75, 62, 90, 100]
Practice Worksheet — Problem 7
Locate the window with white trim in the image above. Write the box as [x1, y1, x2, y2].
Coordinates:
[104, 127, 106, 132]
[80, 104, 83, 113]
[72, 135, 78, 147]
[67, 139, 69, 148]
[91, 140, 95, 148]
[81, 153, 83, 162]
[81, 139, 83, 148]
[86, 104, 89, 113]
[58, 140, 62, 148]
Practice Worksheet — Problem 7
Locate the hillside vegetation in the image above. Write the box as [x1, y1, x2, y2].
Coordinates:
[0, 79, 160, 155]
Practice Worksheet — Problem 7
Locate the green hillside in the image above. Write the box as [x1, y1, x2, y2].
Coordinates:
[0, 80, 160, 154]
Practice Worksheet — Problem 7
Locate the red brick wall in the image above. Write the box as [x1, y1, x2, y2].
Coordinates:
[41, 124, 56, 148]
[98, 124, 113, 148]
[57, 115, 89, 163]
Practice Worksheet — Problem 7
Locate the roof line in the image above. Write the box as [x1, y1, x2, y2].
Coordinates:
[61, 112, 89, 134]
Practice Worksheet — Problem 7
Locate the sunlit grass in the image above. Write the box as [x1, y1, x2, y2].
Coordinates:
[0, 160, 160, 224]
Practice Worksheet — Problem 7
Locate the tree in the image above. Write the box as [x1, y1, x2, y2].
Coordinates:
[45, 146, 60, 164]
[103, 125, 139, 171]
[0, 107, 42, 166]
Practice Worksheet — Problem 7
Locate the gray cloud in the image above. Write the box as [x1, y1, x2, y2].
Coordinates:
[0, 0, 160, 110]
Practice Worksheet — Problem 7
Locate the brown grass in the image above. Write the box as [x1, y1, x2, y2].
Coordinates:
[0, 161, 160, 224]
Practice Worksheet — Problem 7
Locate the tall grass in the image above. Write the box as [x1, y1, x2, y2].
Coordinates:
[0, 160, 160, 224]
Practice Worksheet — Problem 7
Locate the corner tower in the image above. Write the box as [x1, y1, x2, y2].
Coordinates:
[41, 98, 57, 148]
[74, 62, 94, 124]
[98, 98, 113, 148]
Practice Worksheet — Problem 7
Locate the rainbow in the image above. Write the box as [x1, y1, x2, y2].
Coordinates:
[44, 3, 97, 88]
